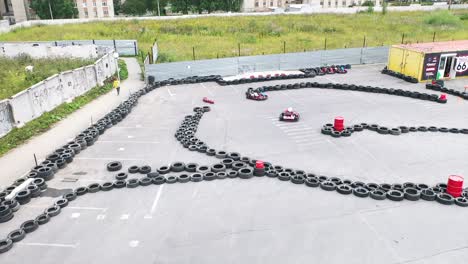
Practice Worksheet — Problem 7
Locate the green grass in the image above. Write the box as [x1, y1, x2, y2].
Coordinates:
[0, 61, 128, 157]
[0, 55, 94, 100]
[424, 10, 461, 26]
[0, 11, 467, 63]
[118, 59, 128, 80]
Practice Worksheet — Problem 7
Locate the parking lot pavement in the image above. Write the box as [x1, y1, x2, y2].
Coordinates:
[1, 63, 468, 264]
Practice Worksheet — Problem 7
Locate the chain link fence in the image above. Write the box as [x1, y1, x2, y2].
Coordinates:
[145, 46, 389, 81]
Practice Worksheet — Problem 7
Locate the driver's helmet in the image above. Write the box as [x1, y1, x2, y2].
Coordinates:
[287, 107, 293, 112]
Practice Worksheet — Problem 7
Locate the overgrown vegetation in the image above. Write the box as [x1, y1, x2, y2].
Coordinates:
[424, 10, 461, 26]
[0, 62, 128, 157]
[118, 59, 128, 80]
[0, 11, 467, 62]
[0, 55, 94, 100]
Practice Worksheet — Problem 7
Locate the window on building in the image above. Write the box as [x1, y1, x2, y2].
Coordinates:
[82, 1, 87, 8]
[94, 10, 98, 17]
[84, 10, 88, 16]
[263, 1, 266, 6]
[104, 10, 108, 16]
[320, 1, 323, 5]
[342, 0, 346, 5]
[328, 1, 331, 6]
[335, 0, 338, 5]
[93, 1, 96, 6]
[270, 1, 273, 6]
[255, 1, 259, 7]
[102, 1, 107, 6]
[277, 0, 281, 6]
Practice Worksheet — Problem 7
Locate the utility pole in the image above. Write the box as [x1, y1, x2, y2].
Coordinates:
[157, 0, 161, 16]
[48, 0, 54, 19]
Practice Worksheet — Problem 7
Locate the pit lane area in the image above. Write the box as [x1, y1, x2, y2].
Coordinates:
[1, 64, 468, 264]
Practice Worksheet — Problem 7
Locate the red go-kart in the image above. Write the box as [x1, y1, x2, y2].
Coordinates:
[203, 97, 214, 104]
[246, 88, 268, 101]
[279, 108, 300, 122]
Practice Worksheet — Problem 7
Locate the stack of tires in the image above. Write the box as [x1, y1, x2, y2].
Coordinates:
[426, 83, 468, 100]
[382, 66, 418, 83]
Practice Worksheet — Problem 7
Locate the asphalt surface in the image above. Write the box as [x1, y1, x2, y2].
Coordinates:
[1, 64, 468, 264]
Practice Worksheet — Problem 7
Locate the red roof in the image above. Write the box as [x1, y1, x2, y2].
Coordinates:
[395, 40, 468, 53]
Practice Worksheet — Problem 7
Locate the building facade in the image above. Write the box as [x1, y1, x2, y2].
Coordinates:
[75, 0, 114, 19]
[0, 0, 32, 23]
[241, 0, 382, 11]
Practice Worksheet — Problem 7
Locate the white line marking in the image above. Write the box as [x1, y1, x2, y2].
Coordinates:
[17, 242, 78, 248]
[127, 135, 134, 139]
[167, 88, 175, 97]
[96, 140, 159, 144]
[67, 206, 107, 211]
[286, 130, 314, 136]
[96, 214, 106, 220]
[136, 124, 142, 128]
[144, 215, 153, 219]
[118, 147, 125, 151]
[282, 127, 314, 132]
[150, 185, 165, 215]
[76, 179, 105, 182]
[200, 83, 214, 96]
[71, 213, 80, 218]
[120, 214, 130, 220]
[75, 157, 141, 161]
[129, 240, 139, 248]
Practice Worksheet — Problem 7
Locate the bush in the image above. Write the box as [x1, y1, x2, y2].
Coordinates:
[421, 1, 434, 6]
[361, 0, 374, 6]
[459, 13, 468, 20]
[391, 2, 411, 6]
[424, 10, 461, 26]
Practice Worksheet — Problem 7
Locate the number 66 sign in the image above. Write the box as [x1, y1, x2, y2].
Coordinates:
[455, 56, 468, 73]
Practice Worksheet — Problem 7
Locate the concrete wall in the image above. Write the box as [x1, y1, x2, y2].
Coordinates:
[0, 43, 101, 58]
[0, 40, 138, 56]
[0, 50, 117, 137]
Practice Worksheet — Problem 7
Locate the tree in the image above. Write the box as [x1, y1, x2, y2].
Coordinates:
[113, 0, 122, 15]
[30, 0, 78, 19]
[170, 0, 191, 14]
[121, 0, 147, 15]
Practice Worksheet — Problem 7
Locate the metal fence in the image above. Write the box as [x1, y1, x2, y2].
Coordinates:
[145, 46, 389, 81]
[0, 39, 138, 56]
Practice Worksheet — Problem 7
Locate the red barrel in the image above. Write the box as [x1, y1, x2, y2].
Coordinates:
[334, 117, 344, 132]
[447, 175, 464, 198]
[255, 160, 264, 169]
[440, 94, 447, 100]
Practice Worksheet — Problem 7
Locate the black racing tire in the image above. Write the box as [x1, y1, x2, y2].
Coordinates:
[171, 162, 185, 172]
[203, 172, 216, 181]
[278, 172, 291, 181]
[403, 188, 420, 201]
[239, 168, 254, 179]
[439, 127, 449, 133]
[365, 183, 379, 191]
[305, 177, 319, 187]
[386, 190, 404, 201]
[197, 165, 210, 174]
[8, 229, 25, 242]
[291, 175, 305, 184]
[320, 181, 336, 191]
[370, 189, 386, 200]
[115, 172, 128, 180]
[35, 213, 50, 225]
[166, 175, 178, 184]
[211, 163, 226, 173]
[128, 165, 139, 174]
[321, 127, 332, 135]
[227, 171, 238, 178]
[227, 152, 241, 161]
[185, 163, 198, 172]
[408, 127, 417, 132]
[63, 192, 77, 201]
[331, 131, 341, 138]
[221, 158, 234, 169]
[177, 174, 191, 183]
[75, 186, 88, 196]
[428, 126, 438, 132]
[157, 166, 171, 174]
[318, 175, 329, 182]
[418, 126, 428, 132]
[190, 173, 204, 182]
[139, 177, 153, 186]
[353, 187, 369, 198]
[215, 151, 228, 159]
[377, 126, 389, 134]
[216, 172, 227, 180]
[206, 149, 216, 156]
[101, 182, 114, 191]
[88, 183, 101, 193]
[21, 220, 39, 233]
[55, 198, 69, 208]
[403, 182, 416, 189]
[113, 180, 127, 188]
[231, 161, 246, 171]
[399, 126, 410, 133]
[126, 179, 139, 188]
[107, 161, 122, 172]
[351, 181, 365, 188]
[139, 166, 152, 174]
[391, 184, 404, 192]
[455, 197, 468, 207]
[152, 176, 166, 185]
[15, 190, 31, 205]
[436, 193, 455, 205]
[416, 183, 429, 190]
[449, 128, 460, 134]
[390, 128, 401, 135]
[0, 239, 13, 254]
[336, 184, 352, 195]
[45, 205, 61, 217]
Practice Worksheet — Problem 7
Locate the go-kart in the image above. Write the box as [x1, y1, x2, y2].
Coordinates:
[203, 97, 214, 104]
[279, 108, 300, 122]
[246, 88, 268, 101]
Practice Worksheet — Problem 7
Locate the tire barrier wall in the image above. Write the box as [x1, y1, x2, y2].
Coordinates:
[0, 50, 118, 136]
[0, 79, 466, 254]
[247, 81, 447, 104]
[145, 46, 389, 82]
[321, 123, 468, 138]
[0, 40, 139, 56]
[426, 83, 468, 100]
[381, 66, 418, 84]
